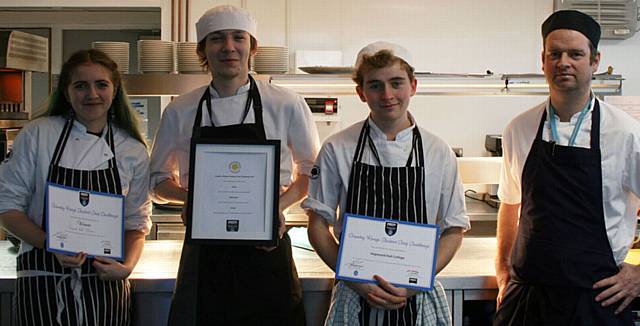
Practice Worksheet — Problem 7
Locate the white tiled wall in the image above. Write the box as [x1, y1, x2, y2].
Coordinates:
[3, 0, 640, 155]
[309, 94, 546, 156]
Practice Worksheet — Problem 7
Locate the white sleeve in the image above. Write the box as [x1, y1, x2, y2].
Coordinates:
[436, 149, 470, 231]
[0, 126, 37, 214]
[149, 104, 181, 201]
[497, 122, 521, 204]
[300, 141, 340, 224]
[287, 95, 320, 176]
[123, 147, 152, 234]
[623, 131, 640, 198]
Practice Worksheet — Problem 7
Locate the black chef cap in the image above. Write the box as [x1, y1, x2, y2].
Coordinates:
[542, 10, 601, 48]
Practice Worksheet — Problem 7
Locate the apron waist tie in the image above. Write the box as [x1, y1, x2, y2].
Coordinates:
[18, 268, 97, 326]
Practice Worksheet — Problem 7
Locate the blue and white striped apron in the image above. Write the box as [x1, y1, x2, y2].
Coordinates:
[326, 120, 451, 326]
[14, 118, 131, 326]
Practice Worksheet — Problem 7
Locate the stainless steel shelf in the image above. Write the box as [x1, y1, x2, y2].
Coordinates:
[0, 113, 29, 129]
[121, 73, 623, 97]
[270, 73, 623, 96]
[122, 73, 271, 96]
[123, 73, 211, 96]
[0, 112, 28, 120]
[466, 198, 498, 221]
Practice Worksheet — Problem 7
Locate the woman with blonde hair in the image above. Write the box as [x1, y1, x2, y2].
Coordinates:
[0, 49, 151, 326]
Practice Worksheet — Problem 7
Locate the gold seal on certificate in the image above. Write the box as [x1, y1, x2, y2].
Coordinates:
[46, 183, 125, 259]
[335, 214, 439, 291]
[186, 139, 281, 246]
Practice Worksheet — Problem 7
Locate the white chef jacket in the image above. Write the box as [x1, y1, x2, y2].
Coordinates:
[0, 116, 152, 255]
[149, 80, 320, 201]
[302, 115, 470, 238]
[498, 97, 640, 265]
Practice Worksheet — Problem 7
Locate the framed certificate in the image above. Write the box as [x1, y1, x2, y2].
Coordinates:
[335, 213, 439, 291]
[45, 183, 125, 260]
[186, 138, 280, 246]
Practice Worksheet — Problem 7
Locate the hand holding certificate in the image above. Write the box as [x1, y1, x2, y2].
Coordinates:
[336, 214, 439, 291]
[46, 183, 125, 260]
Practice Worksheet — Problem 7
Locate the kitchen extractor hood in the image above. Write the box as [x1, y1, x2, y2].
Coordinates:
[0, 30, 48, 72]
[555, 0, 639, 39]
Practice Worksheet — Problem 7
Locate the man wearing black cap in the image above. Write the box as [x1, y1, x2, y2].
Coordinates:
[494, 10, 640, 325]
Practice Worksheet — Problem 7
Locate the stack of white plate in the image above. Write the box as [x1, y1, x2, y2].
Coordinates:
[91, 41, 130, 74]
[254, 46, 288, 74]
[177, 42, 205, 73]
[137, 40, 175, 73]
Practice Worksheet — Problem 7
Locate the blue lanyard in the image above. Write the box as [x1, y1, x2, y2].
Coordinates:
[549, 99, 592, 147]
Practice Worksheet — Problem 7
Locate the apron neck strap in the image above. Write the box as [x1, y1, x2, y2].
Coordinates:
[352, 120, 369, 163]
[352, 120, 382, 166]
[590, 99, 600, 149]
[50, 118, 116, 167]
[192, 75, 264, 139]
[352, 120, 424, 167]
[192, 87, 209, 139]
[536, 98, 600, 149]
[408, 127, 424, 167]
[248, 75, 265, 132]
[365, 123, 383, 166]
[106, 121, 117, 169]
[549, 98, 592, 146]
[51, 117, 74, 166]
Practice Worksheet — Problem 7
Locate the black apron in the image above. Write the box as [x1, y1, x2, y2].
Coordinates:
[345, 120, 427, 326]
[494, 100, 633, 325]
[167, 76, 305, 326]
[14, 118, 131, 326]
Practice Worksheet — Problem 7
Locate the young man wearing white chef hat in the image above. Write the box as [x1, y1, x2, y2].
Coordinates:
[149, 5, 319, 325]
[303, 41, 469, 325]
[494, 10, 640, 325]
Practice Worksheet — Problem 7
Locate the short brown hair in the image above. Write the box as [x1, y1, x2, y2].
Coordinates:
[352, 50, 415, 87]
[196, 35, 258, 70]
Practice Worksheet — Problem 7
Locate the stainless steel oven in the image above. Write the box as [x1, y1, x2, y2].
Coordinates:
[0, 30, 48, 127]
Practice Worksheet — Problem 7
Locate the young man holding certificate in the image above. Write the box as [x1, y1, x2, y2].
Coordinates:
[302, 42, 470, 325]
[149, 5, 319, 325]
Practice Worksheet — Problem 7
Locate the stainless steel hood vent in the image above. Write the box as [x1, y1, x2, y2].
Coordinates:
[0, 31, 48, 72]
[555, 0, 639, 39]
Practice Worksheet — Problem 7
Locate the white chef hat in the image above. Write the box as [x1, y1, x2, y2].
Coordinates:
[196, 5, 258, 43]
[355, 41, 413, 68]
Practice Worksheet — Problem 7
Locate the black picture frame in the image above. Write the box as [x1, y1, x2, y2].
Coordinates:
[185, 138, 280, 246]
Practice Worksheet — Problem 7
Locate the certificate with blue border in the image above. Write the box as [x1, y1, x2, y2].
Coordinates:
[45, 182, 125, 260]
[335, 213, 439, 291]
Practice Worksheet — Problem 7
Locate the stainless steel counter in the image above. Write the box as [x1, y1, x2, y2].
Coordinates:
[0, 237, 497, 290]
[0, 237, 498, 326]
